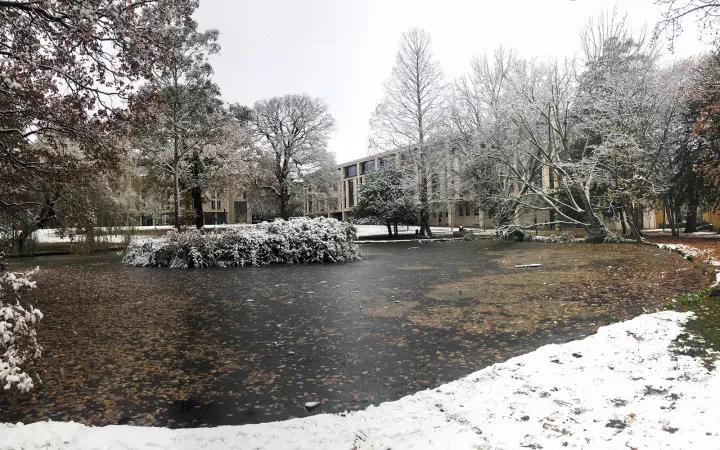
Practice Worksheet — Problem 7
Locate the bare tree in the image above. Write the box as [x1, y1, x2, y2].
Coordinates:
[450, 48, 518, 218]
[252, 94, 335, 220]
[370, 28, 447, 237]
[655, 0, 720, 50]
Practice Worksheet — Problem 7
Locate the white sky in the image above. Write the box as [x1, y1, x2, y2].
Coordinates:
[194, 0, 712, 164]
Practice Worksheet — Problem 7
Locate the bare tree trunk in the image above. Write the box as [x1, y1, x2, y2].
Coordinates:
[418, 156, 432, 237]
[619, 204, 628, 235]
[386, 221, 393, 237]
[579, 188, 613, 242]
[13, 192, 58, 255]
[191, 151, 204, 229]
[622, 197, 642, 241]
[192, 187, 204, 229]
[393, 222, 398, 236]
[279, 184, 290, 220]
[173, 167, 181, 231]
[685, 195, 699, 233]
[172, 71, 182, 232]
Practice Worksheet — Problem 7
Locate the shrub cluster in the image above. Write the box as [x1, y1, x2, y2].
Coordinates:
[123, 217, 363, 268]
[584, 227, 625, 244]
[496, 225, 534, 242]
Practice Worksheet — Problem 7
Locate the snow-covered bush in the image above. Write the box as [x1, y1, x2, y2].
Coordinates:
[0, 254, 44, 393]
[123, 217, 363, 268]
[584, 227, 625, 244]
[496, 225, 533, 242]
[548, 231, 575, 243]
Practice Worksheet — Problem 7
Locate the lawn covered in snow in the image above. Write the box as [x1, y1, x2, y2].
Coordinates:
[1, 311, 717, 450]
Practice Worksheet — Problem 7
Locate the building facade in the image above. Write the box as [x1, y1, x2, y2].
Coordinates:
[303, 150, 493, 229]
[135, 167, 252, 227]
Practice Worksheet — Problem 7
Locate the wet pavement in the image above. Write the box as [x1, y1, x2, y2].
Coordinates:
[0, 241, 711, 427]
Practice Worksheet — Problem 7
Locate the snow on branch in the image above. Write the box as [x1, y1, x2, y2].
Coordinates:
[0, 254, 43, 393]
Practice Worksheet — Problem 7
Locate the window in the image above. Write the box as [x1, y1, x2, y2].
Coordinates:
[360, 160, 375, 174]
[344, 165, 357, 178]
[242, 191, 247, 200]
[459, 204, 465, 216]
[474, 205, 480, 216]
[210, 191, 221, 210]
[445, 211, 449, 217]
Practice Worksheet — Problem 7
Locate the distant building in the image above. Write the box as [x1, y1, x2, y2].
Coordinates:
[302, 149, 493, 229]
[135, 167, 252, 227]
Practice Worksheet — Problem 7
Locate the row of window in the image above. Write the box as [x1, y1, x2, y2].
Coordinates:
[343, 156, 400, 179]
[208, 191, 247, 210]
[459, 203, 480, 216]
[429, 203, 480, 217]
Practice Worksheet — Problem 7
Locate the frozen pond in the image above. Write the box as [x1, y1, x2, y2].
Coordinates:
[0, 241, 710, 427]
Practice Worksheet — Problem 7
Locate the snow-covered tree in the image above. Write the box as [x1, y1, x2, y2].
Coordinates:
[370, 28, 447, 237]
[0, 255, 43, 394]
[303, 154, 341, 217]
[129, 19, 231, 230]
[0, 0, 198, 242]
[351, 168, 418, 237]
[252, 94, 336, 220]
[450, 10, 694, 242]
[655, 0, 720, 50]
[678, 50, 720, 231]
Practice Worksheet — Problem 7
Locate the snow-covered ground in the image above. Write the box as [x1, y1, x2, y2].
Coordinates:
[353, 224, 489, 238]
[654, 242, 720, 286]
[1, 311, 717, 450]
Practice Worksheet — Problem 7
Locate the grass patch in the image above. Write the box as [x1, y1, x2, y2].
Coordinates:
[665, 289, 710, 310]
[666, 285, 720, 370]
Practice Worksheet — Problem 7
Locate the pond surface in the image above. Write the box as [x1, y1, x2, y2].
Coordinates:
[0, 241, 710, 427]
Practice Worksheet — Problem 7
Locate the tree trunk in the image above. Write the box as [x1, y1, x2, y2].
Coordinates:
[279, 184, 290, 220]
[418, 161, 432, 237]
[622, 197, 642, 242]
[192, 151, 204, 229]
[386, 221, 393, 237]
[173, 168, 181, 231]
[15, 192, 58, 254]
[393, 222, 398, 236]
[192, 186, 204, 229]
[685, 195, 699, 233]
[579, 187, 613, 242]
[665, 202, 679, 236]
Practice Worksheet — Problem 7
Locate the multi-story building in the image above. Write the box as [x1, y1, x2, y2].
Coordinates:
[135, 167, 253, 226]
[202, 188, 251, 225]
[303, 150, 493, 229]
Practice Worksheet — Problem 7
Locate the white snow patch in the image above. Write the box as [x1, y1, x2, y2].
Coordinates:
[655, 242, 720, 285]
[1, 311, 718, 449]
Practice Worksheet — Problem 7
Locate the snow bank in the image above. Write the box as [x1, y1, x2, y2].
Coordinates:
[655, 242, 720, 285]
[2, 311, 717, 449]
[122, 217, 362, 268]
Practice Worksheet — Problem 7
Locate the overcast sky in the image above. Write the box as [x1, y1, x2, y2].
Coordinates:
[194, 0, 711, 164]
